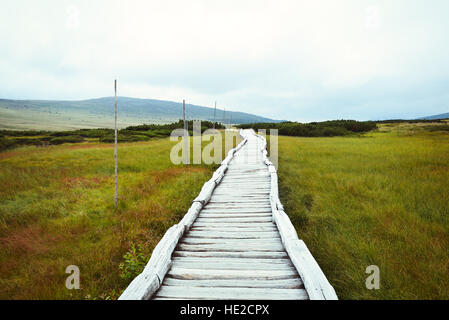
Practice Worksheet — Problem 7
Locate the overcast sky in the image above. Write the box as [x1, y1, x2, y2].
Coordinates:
[1, 0, 448, 121]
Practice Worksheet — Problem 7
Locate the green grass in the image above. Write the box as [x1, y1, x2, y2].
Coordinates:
[1, 121, 447, 300]
[276, 123, 449, 299]
[0, 120, 224, 152]
[0, 133, 237, 299]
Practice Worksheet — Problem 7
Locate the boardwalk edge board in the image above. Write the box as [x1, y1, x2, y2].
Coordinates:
[118, 130, 248, 300]
[120, 129, 337, 300]
[250, 130, 338, 300]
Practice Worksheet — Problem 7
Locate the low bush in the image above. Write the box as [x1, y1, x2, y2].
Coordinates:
[237, 120, 377, 137]
[423, 124, 449, 132]
[99, 135, 149, 143]
[49, 135, 84, 145]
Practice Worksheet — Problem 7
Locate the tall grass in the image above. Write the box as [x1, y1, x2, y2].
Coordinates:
[276, 124, 449, 299]
[0, 133, 237, 299]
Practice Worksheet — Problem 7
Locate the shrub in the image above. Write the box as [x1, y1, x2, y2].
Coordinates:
[0, 138, 16, 151]
[49, 136, 84, 145]
[119, 243, 149, 281]
[99, 135, 149, 143]
[237, 120, 377, 137]
[424, 125, 449, 132]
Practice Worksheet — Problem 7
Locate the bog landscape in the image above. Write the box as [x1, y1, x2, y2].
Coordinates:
[1, 1, 448, 303]
[0, 97, 448, 299]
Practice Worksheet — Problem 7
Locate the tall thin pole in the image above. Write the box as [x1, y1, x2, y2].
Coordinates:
[213, 101, 216, 130]
[183, 99, 189, 164]
[114, 80, 118, 209]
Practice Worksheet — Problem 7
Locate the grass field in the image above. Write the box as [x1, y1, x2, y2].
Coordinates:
[276, 122, 449, 299]
[0, 122, 447, 299]
[0, 133, 238, 299]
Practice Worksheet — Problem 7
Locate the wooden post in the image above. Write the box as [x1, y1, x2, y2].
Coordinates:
[213, 101, 216, 130]
[183, 99, 189, 164]
[223, 108, 226, 127]
[114, 80, 118, 209]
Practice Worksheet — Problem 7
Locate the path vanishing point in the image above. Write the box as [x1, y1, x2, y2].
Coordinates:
[119, 129, 337, 300]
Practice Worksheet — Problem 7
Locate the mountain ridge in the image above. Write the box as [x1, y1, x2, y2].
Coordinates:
[416, 112, 449, 120]
[0, 96, 281, 130]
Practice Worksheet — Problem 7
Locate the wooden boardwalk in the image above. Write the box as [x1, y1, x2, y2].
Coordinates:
[119, 129, 337, 300]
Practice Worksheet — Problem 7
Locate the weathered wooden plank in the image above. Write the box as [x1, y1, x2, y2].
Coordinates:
[201, 207, 271, 211]
[214, 189, 270, 194]
[221, 171, 268, 175]
[199, 212, 272, 218]
[217, 181, 269, 185]
[198, 213, 272, 219]
[167, 267, 299, 280]
[224, 170, 269, 174]
[212, 192, 271, 197]
[211, 193, 269, 198]
[192, 181, 216, 205]
[222, 175, 270, 180]
[195, 216, 273, 224]
[207, 199, 271, 204]
[217, 181, 270, 185]
[161, 277, 304, 289]
[178, 202, 203, 231]
[186, 231, 280, 239]
[192, 221, 275, 227]
[118, 272, 159, 300]
[219, 179, 270, 184]
[284, 240, 338, 300]
[205, 201, 271, 205]
[119, 224, 184, 300]
[154, 286, 308, 300]
[172, 250, 289, 259]
[214, 185, 269, 189]
[172, 257, 291, 265]
[176, 243, 284, 252]
[192, 224, 276, 230]
[209, 190, 270, 195]
[200, 208, 272, 213]
[214, 186, 270, 191]
[202, 209, 271, 213]
[209, 196, 269, 202]
[190, 226, 278, 233]
[273, 210, 299, 242]
[180, 238, 282, 246]
[171, 260, 295, 271]
[226, 165, 268, 169]
[206, 200, 270, 206]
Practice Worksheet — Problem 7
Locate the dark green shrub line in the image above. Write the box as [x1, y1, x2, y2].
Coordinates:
[423, 124, 449, 132]
[125, 120, 225, 132]
[376, 119, 447, 124]
[49, 136, 85, 145]
[237, 120, 377, 137]
[0, 119, 227, 151]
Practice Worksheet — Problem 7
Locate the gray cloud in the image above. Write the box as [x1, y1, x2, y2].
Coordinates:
[1, 0, 448, 121]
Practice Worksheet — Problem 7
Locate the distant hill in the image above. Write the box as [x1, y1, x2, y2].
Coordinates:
[417, 112, 449, 120]
[0, 97, 280, 130]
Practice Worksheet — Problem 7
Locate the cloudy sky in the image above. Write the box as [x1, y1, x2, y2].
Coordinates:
[1, 0, 448, 121]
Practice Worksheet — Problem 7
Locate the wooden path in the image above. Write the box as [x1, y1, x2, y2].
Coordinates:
[119, 129, 337, 300]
